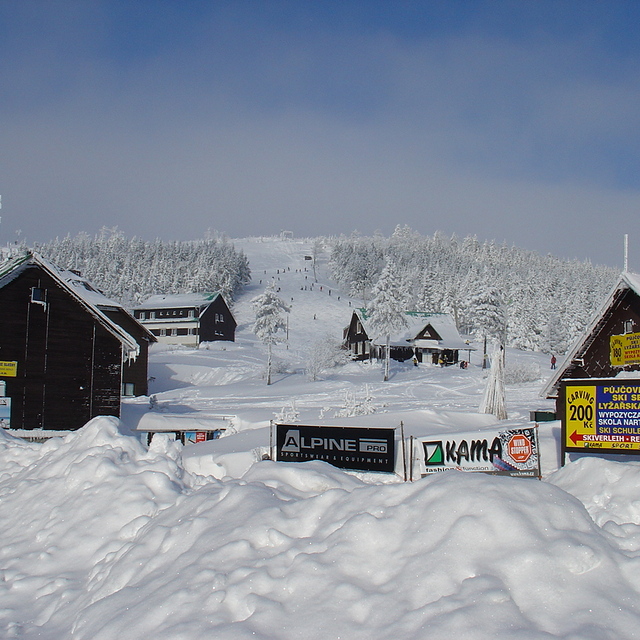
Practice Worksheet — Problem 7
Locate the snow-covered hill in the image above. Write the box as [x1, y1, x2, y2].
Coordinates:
[3, 236, 640, 639]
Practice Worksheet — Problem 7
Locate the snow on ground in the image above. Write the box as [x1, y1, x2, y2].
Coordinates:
[2, 236, 640, 638]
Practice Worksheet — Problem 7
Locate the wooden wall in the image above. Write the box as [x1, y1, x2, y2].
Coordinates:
[199, 296, 236, 342]
[0, 265, 124, 430]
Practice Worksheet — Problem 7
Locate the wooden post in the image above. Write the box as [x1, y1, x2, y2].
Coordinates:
[269, 420, 274, 461]
[409, 436, 414, 481]
[400, 421, 407, 481]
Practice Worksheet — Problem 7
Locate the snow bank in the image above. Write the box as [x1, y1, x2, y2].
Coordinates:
[550, 456, 640, 550]
[3, 419, 640, 638]
[0, 417, 196, 638]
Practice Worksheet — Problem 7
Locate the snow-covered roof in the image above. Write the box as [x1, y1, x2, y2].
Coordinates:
[0, 251, 144, 358]
[355, 309, 471, 350]
[541, 270, 640, 398]
[134, 292, 221, 310]
[60, 269, 123, 310]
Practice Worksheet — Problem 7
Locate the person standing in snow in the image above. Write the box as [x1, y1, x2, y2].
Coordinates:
[551, 355, 557, 369]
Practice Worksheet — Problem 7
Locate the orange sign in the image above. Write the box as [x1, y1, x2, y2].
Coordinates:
[508, 434, 532, 463]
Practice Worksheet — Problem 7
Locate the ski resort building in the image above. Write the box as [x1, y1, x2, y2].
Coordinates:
[0, 252, 155, 432]
[542, 270, 640, 407]
[133, 293, 236, 347]
[344, 309, 472, 364]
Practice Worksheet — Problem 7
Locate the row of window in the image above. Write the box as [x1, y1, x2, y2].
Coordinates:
[138, 309, 194, 320]
[150, 327, 199, 337]
[137, 310, 226, 322]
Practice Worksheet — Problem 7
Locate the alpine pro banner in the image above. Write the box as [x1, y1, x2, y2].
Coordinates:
[561, 379, 640, 457]
[413, 426, 541, 478]
[275, 424, 396, 473]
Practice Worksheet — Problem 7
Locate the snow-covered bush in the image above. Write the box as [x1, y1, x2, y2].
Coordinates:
[504, 361, 542, 384]
[274, 401, 300, 423]
[306, 334, 349, 381]
[333, 385, 378, 417]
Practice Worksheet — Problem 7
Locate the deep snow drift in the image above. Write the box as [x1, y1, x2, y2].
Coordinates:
[3, 418, 640, 639]
[2, 237, 640, 639]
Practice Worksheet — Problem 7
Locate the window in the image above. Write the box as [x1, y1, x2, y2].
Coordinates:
[625, 320, 634, 334]
[150, 312, 156, 319]
[188, 309, 194, 318]
[122, 382, 135, 397]
[30, 287, 47, 305]
[177, 328, 189, 336]
[139, 311, 146, 320]
[160, 328, 166, 336]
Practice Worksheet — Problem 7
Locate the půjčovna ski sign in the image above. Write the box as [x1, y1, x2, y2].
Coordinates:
[561, 379, 640, 459]
[413, 426, 541, 478]
[275, 424, 396, 473]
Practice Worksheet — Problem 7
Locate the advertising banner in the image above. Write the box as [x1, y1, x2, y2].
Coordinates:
[0, 361, 17, 378]
[610, 333, 640, 367]
[413, 426, 540, 478]
[275, 424, 396, 473]
[184, 431, 208, 444]
[0, 397, 11, 428]
[561, 379, 640, 456]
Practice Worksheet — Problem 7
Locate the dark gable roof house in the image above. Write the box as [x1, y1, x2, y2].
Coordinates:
[133, 293, 236, 347]
[543, 271, 640, 409]
[344, 309, 472, 364]
[0, 252, 155, 432]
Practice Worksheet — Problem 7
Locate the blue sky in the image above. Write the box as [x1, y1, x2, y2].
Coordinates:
[1, 1, 639, 269]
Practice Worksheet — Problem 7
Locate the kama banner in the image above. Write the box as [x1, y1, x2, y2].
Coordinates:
[561, 379, 640, 455]
[413, 426, 541, 478]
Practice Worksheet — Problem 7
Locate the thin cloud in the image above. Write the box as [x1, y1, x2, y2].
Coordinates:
[0, 1, 639, 269]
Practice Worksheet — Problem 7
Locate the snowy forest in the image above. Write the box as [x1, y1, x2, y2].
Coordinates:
[328, 226, 619, 355]
[32, 226, 620, 356]
[35, 228, 251, 306]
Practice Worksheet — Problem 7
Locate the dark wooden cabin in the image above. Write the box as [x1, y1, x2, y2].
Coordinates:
[0, 252, 155, 431]
[543, 271, 640, 410]
[133, 293, 236, 346]
[344, 309, 472, 364]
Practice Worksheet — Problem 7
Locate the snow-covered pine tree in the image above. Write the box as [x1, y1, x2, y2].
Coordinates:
[467, 285, 507, 345]
[36, 228, 251, 305]
[252, 282, 290, 385]
[367, 258, 408, 381]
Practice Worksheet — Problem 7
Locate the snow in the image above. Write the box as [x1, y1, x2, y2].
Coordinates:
[133, 292, 221, 310]
[2, 236, 640, 638]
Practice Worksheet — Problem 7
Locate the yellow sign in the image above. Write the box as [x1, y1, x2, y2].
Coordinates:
[0, 361, 17, 377]
[565, 385, 596, 449]
[564, 382, 640, 452]
[611, 332, 640, 366]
